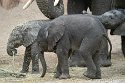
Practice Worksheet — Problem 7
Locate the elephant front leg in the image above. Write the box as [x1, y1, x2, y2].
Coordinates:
[20, 46, 31, 73]
[54, 59, 62, 78]
[31, 54, 39, 74]
[31, 43, 39, 74]
[55, 49, 70, 79]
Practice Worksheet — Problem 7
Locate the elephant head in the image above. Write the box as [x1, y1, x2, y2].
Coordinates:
[7, 21, 41, 56]
[7, 26, 23, 56]
[47, 19, 65, 51]
[98, 9, 125, 29]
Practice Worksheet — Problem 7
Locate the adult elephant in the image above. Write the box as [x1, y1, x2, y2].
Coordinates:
[68, 0, 125, 67]
[3, 0, 125, 67]
[0, 0, 64, 19]
[1, 0, 113, 67]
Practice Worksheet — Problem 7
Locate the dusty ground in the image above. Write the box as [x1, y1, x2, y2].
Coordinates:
[0, 1, 125, 83]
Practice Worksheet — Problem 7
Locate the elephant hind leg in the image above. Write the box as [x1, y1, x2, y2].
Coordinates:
[92, 51, 101, 79]
[79, 37, 102, 79]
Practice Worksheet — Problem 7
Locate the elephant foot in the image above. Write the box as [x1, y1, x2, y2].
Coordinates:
[59, 74, 70, 79]
[32, 69, 39, 74]
[100, 59, 112, 67]
[83, 71, 101, 79]
[54, 72, 61, 78]
[20, 69, 28, 73]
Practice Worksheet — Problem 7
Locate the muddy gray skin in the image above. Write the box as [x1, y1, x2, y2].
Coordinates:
[36, 0, 64, 19]
[98, 9, 125, 57]
[98, 9, 125, 29]
[7, 20, 50, 76]
[37, 14, 112, 79]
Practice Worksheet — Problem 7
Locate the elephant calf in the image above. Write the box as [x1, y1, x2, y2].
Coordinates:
[37, 14, 112, 79]
[7, 20, 50, 74]
[98, 9, 125, 56]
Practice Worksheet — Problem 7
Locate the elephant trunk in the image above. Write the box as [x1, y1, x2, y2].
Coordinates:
[7, 44, 17, 56]
[39, 52, 47, 77]
[36, 0, 64, 19]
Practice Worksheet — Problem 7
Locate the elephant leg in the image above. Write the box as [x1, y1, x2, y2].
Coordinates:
[121, 36, 125, 56]
[100, 38, 112, 67]
[31, 42, 39, 74]
[80, 37, 102, 79]
[54, 39, 70, 79]
[54, 55, 62, 78]
[82, 52, 97, 79]
[93, 51, 101, 79]
[55, 49, 70, 79]
[68, 51, 86, 67]
[67, 0, 91, 14]
[20, 46, 31, 73]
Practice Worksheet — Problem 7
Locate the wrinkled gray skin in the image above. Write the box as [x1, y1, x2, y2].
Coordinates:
[37, 14, 112, 79]
[36, 0, 64, 19]
[98, 9, 125, 58]
[98, 9, 125, 29]
[7, 20, 50, 76]
[37, 0, 125, 68]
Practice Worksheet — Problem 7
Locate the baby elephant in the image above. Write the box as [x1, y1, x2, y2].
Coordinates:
[37, 14, 112, 79]
[7, 20, 50, 74]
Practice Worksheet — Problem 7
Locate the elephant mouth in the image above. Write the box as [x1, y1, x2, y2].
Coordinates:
[7, 47, 17, 56]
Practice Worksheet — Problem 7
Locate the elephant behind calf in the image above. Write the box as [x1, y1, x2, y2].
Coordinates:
[37, 14, 112, 79]
[7, 20, 50, 75]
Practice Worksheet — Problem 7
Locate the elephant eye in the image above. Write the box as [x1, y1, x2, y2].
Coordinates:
[109, 16, 114, 19]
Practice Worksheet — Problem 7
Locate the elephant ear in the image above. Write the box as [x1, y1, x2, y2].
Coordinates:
[23, 27, 40, 47]
[47, 21, 65, 51]
[113, 22, 125, 36]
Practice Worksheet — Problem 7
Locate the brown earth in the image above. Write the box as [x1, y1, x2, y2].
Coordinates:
[0, 1, 125, 83]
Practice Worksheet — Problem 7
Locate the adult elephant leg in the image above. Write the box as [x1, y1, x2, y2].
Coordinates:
[91, 0, 112, 15]
[121, 36, 125, 56]
[91, 0, 112, 67]
[20, 46, 31, 73]
[67, 0, 91, 14]
[36, 0, 64, 19]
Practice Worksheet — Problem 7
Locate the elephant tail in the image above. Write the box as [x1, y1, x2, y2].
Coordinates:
[39, 53, 47, 77]
[103, 34, 112, 59]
